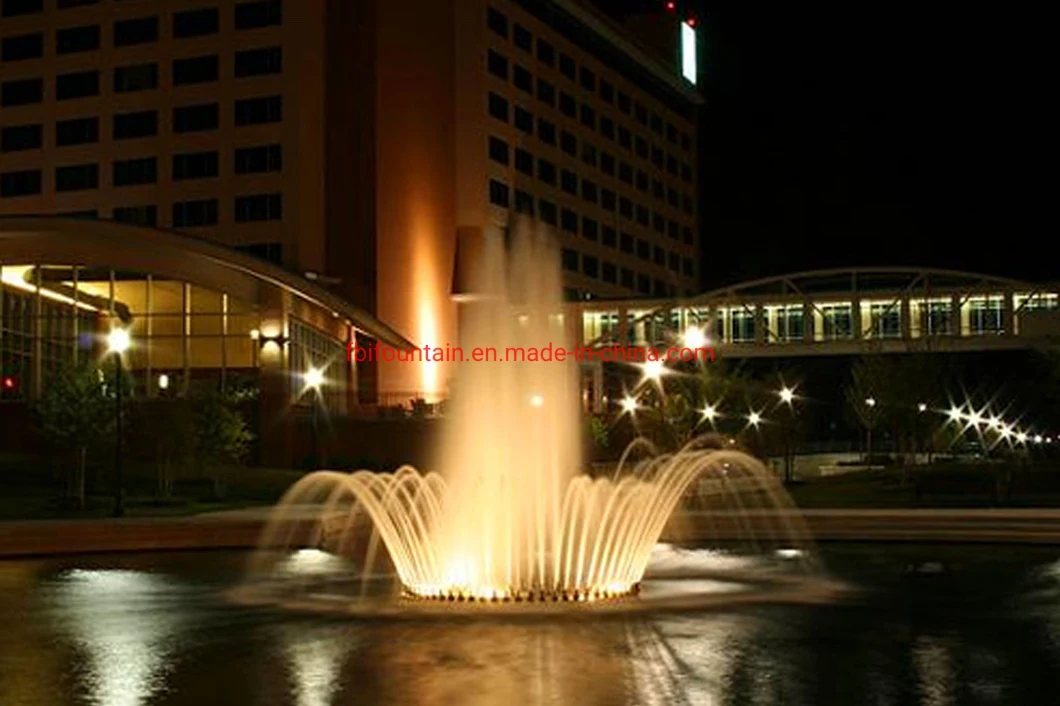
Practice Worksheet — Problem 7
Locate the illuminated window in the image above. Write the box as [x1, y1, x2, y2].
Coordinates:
[681, 22, 697, 84]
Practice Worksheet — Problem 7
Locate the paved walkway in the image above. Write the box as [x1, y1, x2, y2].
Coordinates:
[5, 508, 1060, 558]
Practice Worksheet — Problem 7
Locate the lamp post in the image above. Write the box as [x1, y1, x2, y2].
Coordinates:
[305, 366, 325, 468]
[107, 327, 130, 517]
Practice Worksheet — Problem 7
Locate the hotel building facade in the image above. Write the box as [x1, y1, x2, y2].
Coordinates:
[0, 0, 701, 460]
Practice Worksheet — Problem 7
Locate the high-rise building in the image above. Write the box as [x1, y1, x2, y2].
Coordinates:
[0, 0, 701, 459]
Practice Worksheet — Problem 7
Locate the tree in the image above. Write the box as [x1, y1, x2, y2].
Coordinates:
[845, 357, 885, 463]
[190, 391, 253, 498]
[32, 361, 123, 510]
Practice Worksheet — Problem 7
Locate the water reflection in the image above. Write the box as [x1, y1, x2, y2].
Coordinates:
[44, 568, 190, 706]
[278, 622, 358, 706]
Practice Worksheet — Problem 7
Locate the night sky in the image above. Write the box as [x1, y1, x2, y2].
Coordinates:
[599, 1, 1053, 289]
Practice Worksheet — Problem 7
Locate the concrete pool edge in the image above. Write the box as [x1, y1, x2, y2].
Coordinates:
[7, 508, 1060, 558]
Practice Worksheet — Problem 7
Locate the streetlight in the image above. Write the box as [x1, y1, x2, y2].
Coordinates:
[865, 397, 876, 408]
[747, 411, 762, 427]
[700, 403, 718, 423]
[305, 366, 325, 468]
[682, 326, 707, 350]
[917, 402, 928, 413]
[641, 359, 666, 383]
[779, 387, 795, 404]
[620, 395, 638, 415]
[107, 326, 130, 518]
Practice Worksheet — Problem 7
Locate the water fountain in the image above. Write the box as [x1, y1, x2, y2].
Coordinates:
[242, 223, 840, 614]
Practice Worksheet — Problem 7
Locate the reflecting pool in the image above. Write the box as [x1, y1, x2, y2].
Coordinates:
[3, 544, 1060, 705]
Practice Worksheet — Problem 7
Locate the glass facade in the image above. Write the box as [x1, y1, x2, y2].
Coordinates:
[863, 301, 901, 339]
[0, 263, 349, 413]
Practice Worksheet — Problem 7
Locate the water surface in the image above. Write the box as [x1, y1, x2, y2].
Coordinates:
[2, 544, 1060, 705]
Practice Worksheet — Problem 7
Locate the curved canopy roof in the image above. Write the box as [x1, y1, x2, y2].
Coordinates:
[690, 267, 1045, 302]
[0, 215, 413, 349]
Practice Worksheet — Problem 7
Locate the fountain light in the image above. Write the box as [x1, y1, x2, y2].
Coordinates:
[988, 416, 1001, 430]
[620, 396, 638, 414]
[1000, 424, 1013, 439]
[1034, 435, 1044, 444]
[779, 387, 795, 404]
[968, 410, 983, 426]
[682, 326, 707, 350]
[1016, 431, 1028, 444]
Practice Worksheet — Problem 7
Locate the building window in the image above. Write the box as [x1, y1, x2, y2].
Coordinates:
[56, 116, 98, 146]
[235, 96, 282, 125]
[487, 50, 508, 80]
[559, 92, 575, 118]
[173, 151, 220, 180]
[513, 23, 532, 51]
[114, 63, 158, 93]
[486, 6, 507, 38]
[560, 169, 577, 195]
[514, 106, 533, 134]
[581, 218, 598, 241]
[235, 47, 283, 77]
[513, 189, 534, 216]
[618, 126, 631, 149]
[682, 258, 696, 278]
[580, 105, 595, 129]
[236, 242, 283, 265]
[967, 296, 1004, 335]
[488, 179, 509, 207]
[731, 309, 756, 343]
[536, 78, 555, 106]
[235, 0, 282, 29]
[174, 103, 220, 132]
[514, 148, 533, 175]
[821, 304, 853, 340]
[602, 262, 617, 283]
[600, 79, 614, 103]
[602, 226, 616, 248]
[582, 256, 598, 278]
[559, 53, 575, 80]
[536, 39, 554, 66]
[617, 91, 631, 114]
[113, 157, 157, 187]
[560, 131, 576, 156]
[562, 249, 577, 272]
[173, 199, 219, 227]
[174, 7, 220, 38]
[1, 124, 42, 152]
[235, 144, 282, 174]
[113, 205, 157, 227]
[579, 67, 596, 92]
[866, 302, 901, 339]
[600, 152, 615, 175]
[2, 0, 43, 17]
[1, 78, 43, 107]
[56, 25, 100, 54]
[235, 193, 283, 222]
[637, 274, 650, 295]
[539, 199, 556, 225]
[56, 70, 100, 100]
[113, 17, 156, 47]
[537, 118, 555, 145]
[636, 239, 649, 261]
[113, 110, 157, 139]
[55, 163, 98, 192]
[487, 92, 508, 122]
[0, 169, 41, 197]
[925, 300, 952, 336]
[560, 208, 577, 234]
[2, 33, 43, 62]
[173, 55, 220, 85]
[599, 116, 615, 141]
[620, 268, 634, 289]
[581, 142, 597, 167]
[581, 179, 597, 203]
[537, 159, 556, 185]
[513, 64, 532, 93]
[488, 136, 509, 165]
